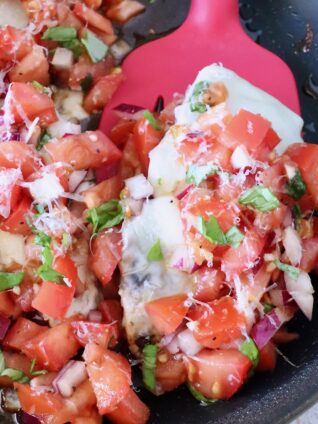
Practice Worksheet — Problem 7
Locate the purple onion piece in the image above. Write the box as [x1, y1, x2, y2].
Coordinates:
[113, 103, 146, 120]
[250, 308, 283, 350]
[0, 315, 10, 341]
[16, 411, 41, 424]
[185, 131, 204, 139]
[176, 184, 193, 200]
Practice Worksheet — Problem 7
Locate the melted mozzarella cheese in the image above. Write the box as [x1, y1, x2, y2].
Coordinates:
[120, 196, 193, 341]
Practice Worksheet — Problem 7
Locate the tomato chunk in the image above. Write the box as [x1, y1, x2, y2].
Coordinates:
[15, 383, 64, 415]
[189, 297, 246, 349]
[4, 317, 47, 351]
[0, 142, 40, 178]
[155, 351, 187, 393]
[23, 321, 80, 371]
[8, 45, 49, 85]
[83, 343, 131, 414]
[82, 174, 123, 209]
[185, 349, 252, 400]
[6, 82, 57, 127]
[106, 388, 150, 424]
[73, 3, 114, 34]
[71, 321, 114, 347]
[0, 26, 34, 63]
[110, 118, 136, 147]
[144, 294, 189, 335]
[256, 342, 277, 372]
[84, 73, 124, 113]
[193, 266, 225, 302]
[89, 228, 122, 286]
[32, 255, 77, 319]
[45, 130, 122, 170]
[0, 195, 32, 236]
[0, 292, 21, 319]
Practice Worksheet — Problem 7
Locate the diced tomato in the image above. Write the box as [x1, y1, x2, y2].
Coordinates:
[71, 321, 114, 347]
[260, 161, 286, 198]
[219, 109, 276, 153]
[110, 118, 136, 147]
[56, 3, 83, 31]
[82, 174, 123, 209]
[254, 204, 290, 232]
[0, 142, 41, 178]
[256, 342, 277, 372]
[7, 82, 57, 127]
[45, 130, 122, 170]
[15, 383, 64, 415]
[32, 255, 77, 319]
[185, 349, 252, 400]
[144, 294, 189, 335]
[300, 238, 318, 272]
[221, 230, 266, 276]
[3, 317, 47, 351]
[89, 228, 122, 286]
[83, 0, 102, 9]
[8, 45, 49, 85]
[120, 135, 141, 179]
[0, 195, 32, 236]
[22, 0, 58, 30]
[73, 3, 114, 34]
[193, 266, 225, 302]
[106, 388, 150, 424]
[83, 343, 131, 414]
[3, 351, 42, 380]
[84, 73, 125, 113]
[68, 54, 114, 90]
[74, 410, 102, 424]
[63, 379, 97, 420]
[188, 297, 246, 349]
[0, 26, 34, 63]
[133, 116, 164, 175]
[155, 351, 187, 393]
[0, 292, 21, 319]
[106, 1, 145, 24]
[98, 299, 123, 340]
[13, 278, 35, 312]
[23, 321, 80, 371]
[285, 143, 317, 205]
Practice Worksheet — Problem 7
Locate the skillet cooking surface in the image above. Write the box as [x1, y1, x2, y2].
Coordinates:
[2, 1, 318, 423]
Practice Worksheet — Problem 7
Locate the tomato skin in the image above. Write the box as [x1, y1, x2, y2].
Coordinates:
[110, 118, 136, 147]
[3, 317, 47, 352]
[45, 130, 122, 170]
[221, 230, 266, 276]
[285, 143, 318, 205]
[106, 388, 150, 424]
[15, 383, 64, 415]
[133, 117, 164, 175]
[71, 321, 114, 347]
[254, 204, 290, 232]
[185, 349, 252, 400]
[73, 3, 114, 34]
[155, 351, 187, 393]
[144, 294, 189, 336]
[0, 26, 34, 63]
[0, 195, 32, 236]
[83, 343, 131, 415]
[193, 266, 225, 302]
[68, 54, 114, 89]
[256, 342, 277, 372]
[188, 297, 246, 349]
[32, 255, 77, 319]
[120, 135, 141, 179]
[82, 174, 123, 209]
[0, 142, 40, 178]
[106, 1, 145, 24]
[8, 45, 49, 85]
[84, 73, 124, 113]
[7, 82, 57, 127]
[23, 321, 80, 371]
[98, 299, 123, 341]
[0, 292, 21, 319]
[89, 228, 122, 286]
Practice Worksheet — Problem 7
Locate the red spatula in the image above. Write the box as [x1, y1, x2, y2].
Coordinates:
[99, 0, 300, 135]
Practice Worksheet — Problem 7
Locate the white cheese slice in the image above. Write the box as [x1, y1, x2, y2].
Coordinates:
[120, 196, 193, 342]
[0, 230, 25, 267]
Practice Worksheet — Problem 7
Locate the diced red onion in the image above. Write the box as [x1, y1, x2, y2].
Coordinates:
[190, 262, 201, 274]
[125, 174, 154, 200]
[68, 170, 87, 193]
[282, 226, 302, 265]
[185, 131, 203, 139]
[75, 180, 95, 195]
[284, 270, 314, 320]
[113, 103, 145, 120]
[231, 145, 253, 169]
[96, 160, 120, 183]
[250, 308, 285, 350]
[269, 289, 292, 307]
[16, 411, 41, 424]
[176, 184, 193, 200]
[177, 329, 202, 356]
[30, 372, 57, 392]
[170, 245, 199, 274]
[51, 47, 74, 70]
[165, 336, 180, 354]
[0, 315, 10, 341]
[52, 361, 87, 398]
[160, 331, 177, 348]
[88, 310, 102, 323]
[1, 131, 20, 142]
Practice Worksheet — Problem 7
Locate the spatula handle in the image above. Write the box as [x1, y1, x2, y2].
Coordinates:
[183, 0, 240, 31]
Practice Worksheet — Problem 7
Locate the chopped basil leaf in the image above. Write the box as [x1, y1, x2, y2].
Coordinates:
[81, 31, 108, 63]
[87, 199, 124, 234]
[62, 232, 70, 247]
[31, 81, 50, 94]
[225, 226, 244, 249]
[143, 110, 161, 131]
[292, 204, 301, 220]
[187, 382, 217, 404]
[147, 239, 163, 261]
[0, 272, 24, 292]
[29, 358, 48, 376]
[80, 73, 93, 93]
[285, 170, 306, 200]
[1, 368, 26, 382]
[239, 186, 280, 212]
[186, 164, 218, 186]
[37, 246, 65, 284]
[42, 26, 77, 42]
[142, 344, 157, 391]
[35, 204, 45, 216]
[0, 350, 5, 374]
[274, 259, 300, 281]
[190, 81, 209, 113]
[18, 375, 30, 384]
[192, 81, 209, 97]
[190, 102, 207, 113]
[262, 303, 274, 314]
[36, 130, 51, 151]
[61, 38, 83, 59]
[197, 216, 227, 245]
[240, 338, 260, 368]
[34, 232, 52, 248]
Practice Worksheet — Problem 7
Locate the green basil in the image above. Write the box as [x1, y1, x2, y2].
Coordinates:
[187, 382, 217, 404]
[37, 246, 65, 284]
[0, 272, 24, 292]
[61, 38, 83, 59]
[190, 81, 209, 113]
[240, 338, 260, 368]
[147, 239, 163, 262]
[42, 26, 77, 42]
[197, 216, 228, 245]
[225, 226, 244, 249]
[87, 199, 124, 235]
[239, 186, 280, 212]
[36, 130, 51, 151]
[142, 344, 157, 391]
[143, 110, 161, 131]
[285, 170, 306, 200]
[274, 259, 300, 281]
[81, 31, 108, 63]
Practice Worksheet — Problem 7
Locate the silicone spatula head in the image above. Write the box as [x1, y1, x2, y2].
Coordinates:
[99, 0, 300, 135]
